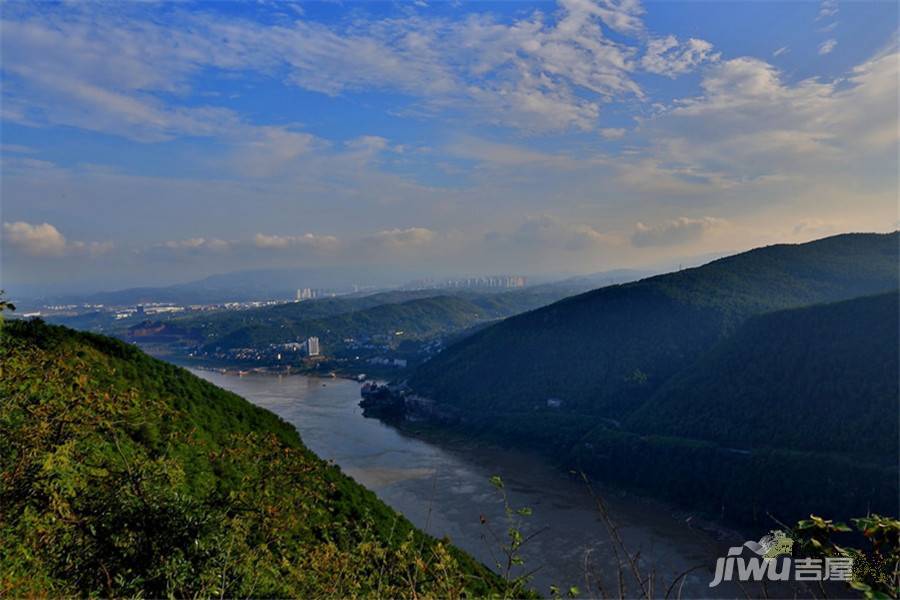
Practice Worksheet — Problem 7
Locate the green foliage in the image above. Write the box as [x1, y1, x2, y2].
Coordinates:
[200, 295, 506, 353]
[628, 292, 899, 461]
[0, 319, 504, 597]
[480, 475, 542, 598]
[108, 285, 593, 359]
[411, 232, 898, 417]
[0, 290, 13, 323]
[792, 514, 900, 599]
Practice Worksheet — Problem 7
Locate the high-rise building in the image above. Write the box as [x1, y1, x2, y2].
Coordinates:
[306, 336, 320, 357]
[296, 287, 315, 301]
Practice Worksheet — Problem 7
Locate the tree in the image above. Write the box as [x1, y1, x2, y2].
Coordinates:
[0, 290, 15, 324]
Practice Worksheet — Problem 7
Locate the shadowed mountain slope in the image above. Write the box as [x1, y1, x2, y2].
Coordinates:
[409, 232, 899, 420]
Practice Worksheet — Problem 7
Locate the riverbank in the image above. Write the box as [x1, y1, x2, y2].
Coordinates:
[362, 399, 748, 547]
[191, 368, 759, 597]
[136, 342, 403, 383]
[358, 381, 897, 532]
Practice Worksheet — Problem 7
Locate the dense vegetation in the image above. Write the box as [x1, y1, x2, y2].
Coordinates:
[790, 514, 900, 599]
[627, 292, 899, 461]
[0, 319, 505, 597]
[402, 233, 899, 525]
[410, 232, 898, 418]
[172, 289, 459, 341]
[125, 283, 605, 356]
[196, 295, 533, 352]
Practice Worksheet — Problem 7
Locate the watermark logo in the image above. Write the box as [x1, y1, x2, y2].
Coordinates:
[709, 530, 852, 587]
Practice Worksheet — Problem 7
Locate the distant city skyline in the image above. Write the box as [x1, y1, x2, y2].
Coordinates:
[2, 0, 897, 294]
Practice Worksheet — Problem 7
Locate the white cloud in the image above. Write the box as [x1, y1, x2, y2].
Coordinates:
[232, 127, 322, 177]
[446, 136, 577, 168]
[599, 127, 627, 139]
[2, 221, 112, 257]
[253, 233, 339, 251]
[0, 12, 249, 142]
[818, 39, 837, 55]
[345, 136, 390, 153]
[488, 215, 611, 251]
[3, 221, 67, 256]
[641, 35, 719, 77]
[792, 218, 836, 237]
[0, 0, 656, 136]
[817, 0, 839, 20]
[567, 0, 645, 36]
[631, 217, 724, 247]
[162, 238, 230, 252]
[773, 46, 789, 57]
[71, 240, 115, 256]
[630, 50, 899, 192]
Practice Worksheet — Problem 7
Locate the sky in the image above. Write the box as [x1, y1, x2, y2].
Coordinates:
[1, 0, 898, 294]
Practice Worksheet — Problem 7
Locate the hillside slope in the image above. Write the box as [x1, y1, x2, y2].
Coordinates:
[0, 319, 503, 597]
[167, 287, 599, 355]
[172, 289, 455, 340]
[409, 232, 899, 419]
[197, 295, 495, 351]
[626, 292, 899, 462]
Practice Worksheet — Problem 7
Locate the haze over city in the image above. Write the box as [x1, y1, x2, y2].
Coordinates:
[2, 0, 897, 295]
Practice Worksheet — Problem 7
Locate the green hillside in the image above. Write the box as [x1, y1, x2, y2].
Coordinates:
[51, 290, 448, 335]
[200, 295, 516, 352]
[565, 293, 899, 524]
[409, 232, 899, 419]
[0, 319, 504, 597]
[141, 286, 595, 357]
[398, 232, 899, 524]
[171, 289, 453, 340]
[626, 292, 899, 462]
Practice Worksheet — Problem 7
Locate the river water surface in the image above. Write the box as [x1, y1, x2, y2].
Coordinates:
[192, 370, 747, 598]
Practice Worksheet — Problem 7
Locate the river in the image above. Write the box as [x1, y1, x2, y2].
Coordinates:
[192, 370, 748, 598]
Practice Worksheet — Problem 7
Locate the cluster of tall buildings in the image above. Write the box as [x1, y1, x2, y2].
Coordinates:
[295, 288, 318, 301]
[404, 275, 526, 290]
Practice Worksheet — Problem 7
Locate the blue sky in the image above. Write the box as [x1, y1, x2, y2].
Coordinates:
[1, 0, 898, 293]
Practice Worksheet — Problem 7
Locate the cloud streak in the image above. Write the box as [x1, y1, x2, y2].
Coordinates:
[631, 217, 724, 247]
[0, 0, 719, 139]
[818, 39, 837, 55]
[641, 35, 719, 77]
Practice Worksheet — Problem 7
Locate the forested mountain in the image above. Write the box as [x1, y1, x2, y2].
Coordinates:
[397, 232, 899, 524]
[626, 291, 899, 462]
[0, 319, 503, 597]
[166, 289, 456, 344]
[565, 293, 898, 524]
[409, 232, 899, 419]
[198, 295, 504, 352]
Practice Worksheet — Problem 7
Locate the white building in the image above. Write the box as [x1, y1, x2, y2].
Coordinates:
[306, 336, 320, 357]
[296, 287, 316, 301]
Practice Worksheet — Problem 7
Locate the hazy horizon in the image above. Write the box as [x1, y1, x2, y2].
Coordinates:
[2, 0, 898, 294]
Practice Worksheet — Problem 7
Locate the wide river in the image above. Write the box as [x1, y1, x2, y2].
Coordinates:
[192, 370, 747, 598]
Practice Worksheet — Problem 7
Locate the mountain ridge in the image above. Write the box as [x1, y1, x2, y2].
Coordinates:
[626, 290, 899, 462]
[408, 231, 899, 419]
[392, 232, 899, 525]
